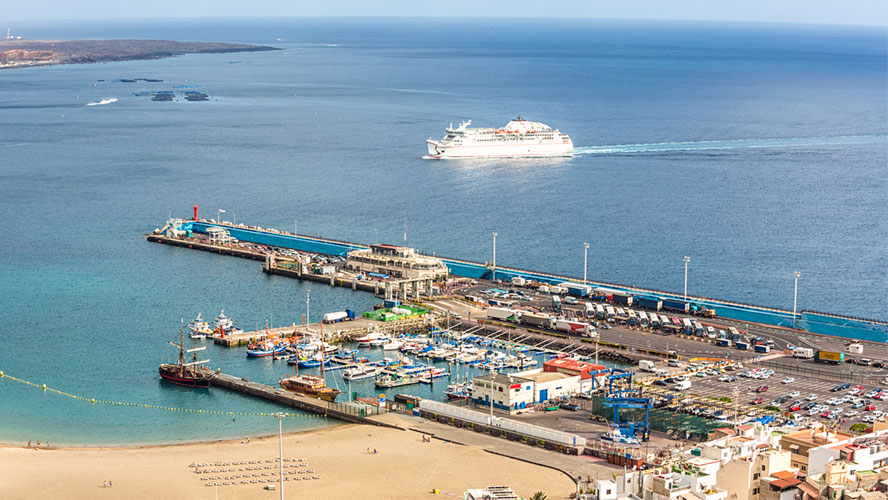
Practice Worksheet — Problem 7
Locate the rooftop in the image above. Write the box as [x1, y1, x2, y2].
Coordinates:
[522, 371, 574, 384]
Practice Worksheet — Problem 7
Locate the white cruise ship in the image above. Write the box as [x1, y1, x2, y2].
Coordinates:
[425, 117, 573, 159]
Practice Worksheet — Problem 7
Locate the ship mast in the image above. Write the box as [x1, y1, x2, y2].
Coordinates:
[320, 322, 326, 386]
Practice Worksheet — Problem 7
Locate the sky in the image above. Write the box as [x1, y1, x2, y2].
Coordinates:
[3, 0, 887, 26]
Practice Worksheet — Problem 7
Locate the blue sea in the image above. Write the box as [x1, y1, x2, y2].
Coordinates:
[0, 18, 885, 444]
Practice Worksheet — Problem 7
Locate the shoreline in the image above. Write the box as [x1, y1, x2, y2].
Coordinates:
[0, 38, 280, 70]
[0, 416, 574, 499]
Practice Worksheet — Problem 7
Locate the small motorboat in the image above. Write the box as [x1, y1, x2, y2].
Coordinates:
[342, 364, 382, 381]
[246, 339, 288, 357]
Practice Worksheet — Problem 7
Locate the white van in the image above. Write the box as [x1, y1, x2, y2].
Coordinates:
[674, 380, 692, 391]
[668, 359, 682, 368]
[638, 360, 656, 372]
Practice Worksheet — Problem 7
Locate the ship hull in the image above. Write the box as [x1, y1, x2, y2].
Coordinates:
[159, 367, 212, 388]
[425, 139, 573, 159]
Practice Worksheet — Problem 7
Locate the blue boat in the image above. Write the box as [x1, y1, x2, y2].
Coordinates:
[246, 339, 288, 358]
[296, 356, 332, 368]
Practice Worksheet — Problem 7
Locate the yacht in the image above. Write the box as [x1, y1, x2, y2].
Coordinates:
[187, 313, 212, 339]
[425, 118, 573, 159]
[342, 364, 382, 381]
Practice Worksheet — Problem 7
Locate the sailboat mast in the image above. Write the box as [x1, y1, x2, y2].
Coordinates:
[320, 323, 326, 385]
[179, 317, 185, 376]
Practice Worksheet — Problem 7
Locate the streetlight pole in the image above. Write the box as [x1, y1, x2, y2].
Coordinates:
[306, 289, 311, 331]
[272, 412, 285, 500]
[375, 228, 378, 245]
[488, 367, 496, 425]
[683, 256, 691, 301]
[583, 242, 590, 285]
[294, 220, 298, 235]
[492, 232, 498, 282]
[793, 271, 801, 329]
[218, 209, 226, 224]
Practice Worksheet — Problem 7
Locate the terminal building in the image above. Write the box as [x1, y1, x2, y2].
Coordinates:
[345, 244, 448, 280]
[471, 365, 581, 413]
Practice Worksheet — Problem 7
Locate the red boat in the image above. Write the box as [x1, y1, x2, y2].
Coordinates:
[159, 319, 219, 388]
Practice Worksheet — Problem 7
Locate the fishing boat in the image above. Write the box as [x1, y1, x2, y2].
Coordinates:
[279, 323, 342, 401]
[214, 309, 234, 331]
[295, 354, 332, 368]
[246, 338, 288, 357]
[382, 340, 403, 351]
[342, 364, 382, 381]
[375, 373, 421, 388]
[159, 319, 219, 388]
[444, 381, 472, 400]
[355, 331, 385, 345]
[187, 313, 213, 339]
[369, 336, 392, 347]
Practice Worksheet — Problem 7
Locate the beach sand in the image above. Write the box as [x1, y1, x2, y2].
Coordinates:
[0, 424, 574, 499]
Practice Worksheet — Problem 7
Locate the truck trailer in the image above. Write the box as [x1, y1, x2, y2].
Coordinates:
[662, 299, 690, 313]
[635, 296, 663, 311]
[815, 351, 845, 364]
[521, 313, 555, 329]
[322, 310, 356, 323]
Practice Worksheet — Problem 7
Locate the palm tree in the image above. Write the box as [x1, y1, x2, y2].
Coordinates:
[530, 492, 547, 500]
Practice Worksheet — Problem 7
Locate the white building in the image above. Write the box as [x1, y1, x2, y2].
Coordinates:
[346, 244, 448, 280]
[470, 368, 580, 412]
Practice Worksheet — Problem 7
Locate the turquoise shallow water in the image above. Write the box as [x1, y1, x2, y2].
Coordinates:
[0, 18, 885, 444]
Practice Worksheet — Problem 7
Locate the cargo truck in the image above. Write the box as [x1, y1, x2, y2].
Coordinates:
[596, 304, 606, 320]
[510, 276, 526, 287]
[612, 292, 634, 307]
[322, 310, 356, 323]
[486, 307, 520, 321]
[552, 296, 562, 313]
[555, 319, 591, 335]
[793, 348, 814, 359]
[815, 351, 845, 364]
[754, 344, 770, 353]
[717, 339, 732, 347]
[584, 302, 595, 317]
[635, 296, 663, 311]
[662, 299, 690, 313]
[562, 282, 591, 297]
[549, 285, 567, 295]
[521, 313, 555, 329]
[735, 342, 750, 351]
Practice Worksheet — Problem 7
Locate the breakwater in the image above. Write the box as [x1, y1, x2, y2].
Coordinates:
[148, 219, 888, 341]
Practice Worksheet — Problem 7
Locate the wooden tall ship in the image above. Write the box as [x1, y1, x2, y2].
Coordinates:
[159, 319, 220, 388]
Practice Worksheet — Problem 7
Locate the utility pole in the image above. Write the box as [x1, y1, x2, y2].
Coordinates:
[584, 242, 590, 285]
[489, 366, 496, 425]
[683, 256, 690, 301]
[306, 289, 311, 332]
[294, 220, 297, 235]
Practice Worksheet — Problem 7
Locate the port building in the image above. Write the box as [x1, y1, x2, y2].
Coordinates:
[345, 244, 448, 280]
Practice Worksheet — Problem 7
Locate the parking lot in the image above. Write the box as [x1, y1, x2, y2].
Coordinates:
[641, 359, 888, 430]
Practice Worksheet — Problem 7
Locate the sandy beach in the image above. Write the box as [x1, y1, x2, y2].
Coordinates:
[0, 422, 574, 499]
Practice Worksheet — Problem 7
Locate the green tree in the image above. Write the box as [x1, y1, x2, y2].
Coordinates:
[718, 397, 732, 403]
[850, 423, 869, 434]
[764, 405, 780, 412]
[530, 492, 548, 500]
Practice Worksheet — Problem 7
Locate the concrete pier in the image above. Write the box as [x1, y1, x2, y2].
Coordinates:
[209, 372, 401, 428]
[213, 316, 430, 347]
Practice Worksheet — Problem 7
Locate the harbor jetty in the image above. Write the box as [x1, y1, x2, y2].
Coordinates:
[147, 214, 887, 340]
[209, 372, 399, 428]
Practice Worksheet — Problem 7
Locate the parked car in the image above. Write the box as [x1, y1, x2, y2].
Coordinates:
[756, 385, 769, 393]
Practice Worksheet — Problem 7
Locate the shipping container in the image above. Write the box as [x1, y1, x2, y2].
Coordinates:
[612, 293, 634, 307]
[510, 276, 526, 287]
[754, 344, 770, 353]
[561, 282, 591, 297]
[521, 313, 555, 329]
[735, 342, 750, 351]
[555, 319, 590, 334]
[815, 351, 845, 364]
[549, 286, 567, 295]
[635, 296, 663, 311]
[662, 299, 691, 313]
[717, 339, 732, 347]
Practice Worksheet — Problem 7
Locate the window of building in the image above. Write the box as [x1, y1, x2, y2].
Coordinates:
[761, 465, 766, 471]
[801, 465, 806, 472]
[752, 487, 759, 495]
[753, 473, 759, 480]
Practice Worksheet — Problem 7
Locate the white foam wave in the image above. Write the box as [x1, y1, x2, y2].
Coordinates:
[86, 98, 118, 107]
[574, 135, 886, 156]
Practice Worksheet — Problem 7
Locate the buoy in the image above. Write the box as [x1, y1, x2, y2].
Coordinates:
[91, 399, 95, 403]
[42, 384, 47, 390]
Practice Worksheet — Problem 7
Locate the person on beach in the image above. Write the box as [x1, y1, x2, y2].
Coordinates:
[36, 441, 40, 449]
[27, 441, 31, 448]
[103, 482, 107, 488]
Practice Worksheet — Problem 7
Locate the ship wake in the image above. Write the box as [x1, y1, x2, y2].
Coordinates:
[573, 134, 885, 156]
